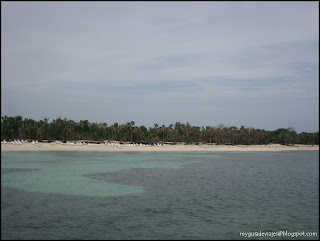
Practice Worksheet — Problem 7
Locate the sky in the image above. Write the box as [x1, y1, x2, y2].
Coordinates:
[1, 1, 319, 133]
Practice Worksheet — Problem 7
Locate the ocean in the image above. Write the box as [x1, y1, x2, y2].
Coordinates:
[1, 151, 319, 240]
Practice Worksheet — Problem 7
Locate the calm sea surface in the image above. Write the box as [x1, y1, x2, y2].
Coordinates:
[1, 151, 319, 240]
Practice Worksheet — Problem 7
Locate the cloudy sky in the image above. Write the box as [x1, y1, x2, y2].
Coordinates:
[1, 1, 319, 133]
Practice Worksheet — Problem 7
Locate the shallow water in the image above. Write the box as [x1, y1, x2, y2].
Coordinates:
[1, 151, 319, 239]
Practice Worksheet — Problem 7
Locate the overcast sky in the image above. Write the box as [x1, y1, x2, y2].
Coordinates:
[1, 1, 319, 133]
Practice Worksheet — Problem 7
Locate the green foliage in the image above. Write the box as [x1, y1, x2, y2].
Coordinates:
[1, 115, 319, 145]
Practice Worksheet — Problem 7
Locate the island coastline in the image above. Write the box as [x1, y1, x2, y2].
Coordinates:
[1, 142, 318, 152]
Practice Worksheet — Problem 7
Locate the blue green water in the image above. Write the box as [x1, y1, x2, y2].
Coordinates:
[1, 151, 319, 239]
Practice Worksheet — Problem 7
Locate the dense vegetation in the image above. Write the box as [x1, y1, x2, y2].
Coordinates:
[1, 115, 319, 145]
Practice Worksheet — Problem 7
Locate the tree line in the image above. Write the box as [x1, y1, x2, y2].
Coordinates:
[1, 115, 319, 145]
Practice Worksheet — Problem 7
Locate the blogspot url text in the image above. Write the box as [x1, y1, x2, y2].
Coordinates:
[240, 230, 318, 238]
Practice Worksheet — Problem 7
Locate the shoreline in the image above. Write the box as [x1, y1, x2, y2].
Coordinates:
[1, 143, 318, 152]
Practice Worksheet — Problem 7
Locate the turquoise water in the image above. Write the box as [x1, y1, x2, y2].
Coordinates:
[1, 151, 206, 197]
[1, 151, 319, 239]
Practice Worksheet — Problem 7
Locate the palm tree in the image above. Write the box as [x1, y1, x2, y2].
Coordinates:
[44, 117, 50, 140]
[36, 126, 43, 141]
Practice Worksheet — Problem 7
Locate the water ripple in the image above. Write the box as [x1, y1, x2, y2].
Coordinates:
[1, 151, 319, 240]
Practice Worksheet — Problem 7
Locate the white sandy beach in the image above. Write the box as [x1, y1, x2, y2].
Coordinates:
[1, 142, 318, 152]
